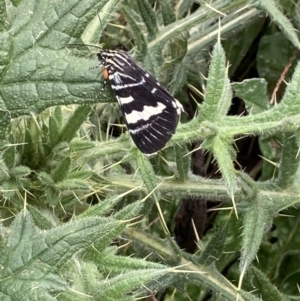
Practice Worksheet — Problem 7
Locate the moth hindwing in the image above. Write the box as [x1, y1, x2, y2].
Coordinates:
[98, 50, 183, 155]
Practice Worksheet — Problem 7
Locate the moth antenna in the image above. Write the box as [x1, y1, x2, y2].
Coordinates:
[67, 43, 103, 50]
[97, 12, 105, 42]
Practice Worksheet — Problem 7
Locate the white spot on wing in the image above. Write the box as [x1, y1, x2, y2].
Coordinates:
[111, 77, 145, 90]
[125, 102, 166, 124]
[129, 123, 151, 134]
[151, 88, 157, 94]
[175, 98, 184, 114]
[114, 52, 131, 65]
[114, 73, 122, 84]
[105, 58, 124, 71]
[116, 95, 135, 105]
[109, 72, 137, 84]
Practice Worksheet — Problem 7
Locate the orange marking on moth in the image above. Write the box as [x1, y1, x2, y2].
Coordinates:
[103, 68, 109, 80]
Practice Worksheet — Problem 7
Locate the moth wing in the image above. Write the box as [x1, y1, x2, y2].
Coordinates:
[103, 51, 182, 154]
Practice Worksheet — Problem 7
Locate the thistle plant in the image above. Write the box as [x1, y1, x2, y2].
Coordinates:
[0, 0, 299, 300]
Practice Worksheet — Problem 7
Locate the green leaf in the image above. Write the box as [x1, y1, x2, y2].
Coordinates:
[277, 250, 300, 296]
[216, 60, 300, 138]
[83, 203, 142, 261]
[0, 210, 123, 300]
[114, 200, 144, 220]
[136, 0, 158, 39]
[252, 0, 300, 47]
[204, 136, 237, 196]
[149, 5, 216, 53]
[258, 134, 278, 181]
[240, 196, 271, 274]
[198, 220, 228, 266]
[69, 139, 95, 152]
[136, 151, 160, 203]
[175, 0, 193, 19]
[82, 0, 123, 45]
[59, 259, 103, 301]
[0, 0, 117, 120]
[244, 266, 290, 301]
[49, 115, 60, 147]
[276, 132, 300, 189]
[122, 6, 147, 57]
[51, 156, 71, 183]
[0, 0, 8, 32]
[9, 165, 31, 177]
[232, 79, 270, 114]
[58, 106, 91, 143]
[0, 111, 10, 144]
[199, 42, 232, 122]
[175, 144, 190, 182]
[67, 170, 92, 180]
[27, 205, 55, 230]
[169, 62, 187, 96]
[275, 59, 300, 114]
[170, 35, 187, 63]
[224, 18, 265, 77]
[143, 49, 161, 80]
[3, 135, 15, 169]
[53, 106, 63, 129]
[167, 37, 188, 95]
[45, 186, 60, 207]
[56, 178, 90, 192]
[160, 0, 176, 26]
[98, 269, 166, 300]
[238, 171, 258, 199]
[257, 32, 300, 93]
[97, 247, 164, 273]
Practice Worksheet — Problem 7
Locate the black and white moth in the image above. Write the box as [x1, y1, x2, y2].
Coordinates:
[97, 50, 183, 155]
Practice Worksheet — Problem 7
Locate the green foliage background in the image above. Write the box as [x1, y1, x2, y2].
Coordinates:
[0, 0, 300, 300]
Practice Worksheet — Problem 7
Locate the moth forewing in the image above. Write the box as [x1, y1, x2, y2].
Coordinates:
[97, 50, 183, 155]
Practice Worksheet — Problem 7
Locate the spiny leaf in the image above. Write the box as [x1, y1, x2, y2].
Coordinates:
[77, 195, 125, 219]
[53, 106, 63, 129]
[60, 260, 103, 301]
[198, 220, 228, 266]
[58, 106, 91, 143]
[136, 151, 160, 202]
[244, 266, 290, 301]
[3, 135, 15, 169]
[199, 41, 231, 122]
[51, 156, 71, 183]
[175, 144, 190, 182]
[0, 111, 10, 145]
[276, 132, 300, 189]
[169, 62, 187, 96]
[160, 0, 176, 26]
[122, 6, 147, 57]
[97, 248, 164, 273]
[203, 135, 237, 196]
[240, 196, 272, 274]
[136, 0, 158, 39]
[49, 115, 60, 147]
[98, 269, 166, 299]
[0, 210, 123, 300]
[253, 0, 300, 47]
[27, 205, 54, 230]
[55, 178, 90, 191]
